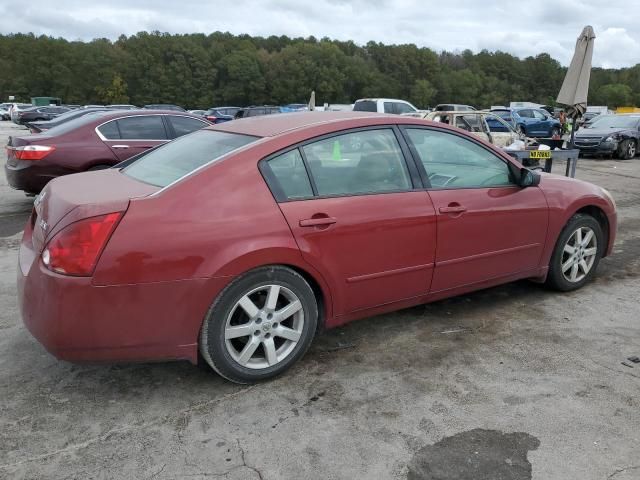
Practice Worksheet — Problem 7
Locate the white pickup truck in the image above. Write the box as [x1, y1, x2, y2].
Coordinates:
[353, 98, 424, 115]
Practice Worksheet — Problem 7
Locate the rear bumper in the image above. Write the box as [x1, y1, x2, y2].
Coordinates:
[18, 230, 231, 364]
[5, 161, 65, 194]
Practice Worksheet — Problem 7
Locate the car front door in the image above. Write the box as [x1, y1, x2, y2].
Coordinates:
[402, 127, 548, 294]
[98, 115, 170, 162]
[533, 109, 553, 136]
[265, 128, 437, 315]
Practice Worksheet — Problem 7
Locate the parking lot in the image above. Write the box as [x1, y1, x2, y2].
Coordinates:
[0, 119, 639, 479]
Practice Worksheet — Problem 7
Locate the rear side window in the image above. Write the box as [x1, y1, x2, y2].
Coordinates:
[123, 130, 258, 187]
[353, 101, 377, 112]
[117, 115, 167, 139]
[517, 109, 533, 118]
[98, 120, 120, 139]
[383, 102, 395, 114]
[168, 116, 208, 138]
[302, 129, 411, 196]
[266, 150, 313, 200]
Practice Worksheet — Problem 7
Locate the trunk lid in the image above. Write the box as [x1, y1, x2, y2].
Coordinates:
[31, 169, 159, 252]
[6, 133, 55, 166]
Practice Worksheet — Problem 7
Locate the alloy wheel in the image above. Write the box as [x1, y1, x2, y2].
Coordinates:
[561, 226, 598, 283]
[628, 141, 636, 158]
[224, 284, 304, 369]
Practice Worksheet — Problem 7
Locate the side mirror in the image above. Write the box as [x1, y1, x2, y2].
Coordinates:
[519, 168, 541, 187]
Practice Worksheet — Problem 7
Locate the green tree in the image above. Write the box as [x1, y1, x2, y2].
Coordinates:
[410, 79, 436, 108]
[97, 74, 129, 104]
[596, 83, 633, 108]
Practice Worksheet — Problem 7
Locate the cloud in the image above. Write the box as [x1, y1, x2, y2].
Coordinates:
[0, 0, 637, 68]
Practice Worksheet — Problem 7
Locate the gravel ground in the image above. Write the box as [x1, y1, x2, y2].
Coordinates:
[0, 120, 638, 480]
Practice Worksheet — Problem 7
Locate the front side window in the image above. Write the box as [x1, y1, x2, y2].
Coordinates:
[123, 130, 258, 187]
[266, 149, 313, 200]
[395, 103, 415, 114]
[117, 115, 167, 140]
[406, 128, 514, 189]
[301, 129, 411, 196]
[168, 116, 208, 138]
[533, 110, 547, 120]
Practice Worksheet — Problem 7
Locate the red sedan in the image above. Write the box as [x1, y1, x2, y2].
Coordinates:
[18, 112, 617, 383]
[5, 110, 211, 194]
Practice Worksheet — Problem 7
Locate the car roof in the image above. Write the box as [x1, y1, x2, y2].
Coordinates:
[355, 98, 411, 103]
[213, 111, 401, 137]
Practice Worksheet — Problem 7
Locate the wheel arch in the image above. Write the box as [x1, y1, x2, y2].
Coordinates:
[211, 249, 334, 328]
[573, 205, 610, 257]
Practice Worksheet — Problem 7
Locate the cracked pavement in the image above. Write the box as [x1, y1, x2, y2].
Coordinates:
[0, 121, 639, 479]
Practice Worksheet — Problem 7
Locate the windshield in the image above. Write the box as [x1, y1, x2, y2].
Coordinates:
[586, 115, 640, 129]
[123, 130, 259, 187]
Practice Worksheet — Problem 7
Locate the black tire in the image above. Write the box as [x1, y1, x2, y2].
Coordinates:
[551, 127, 560, 137]
[516, 125, 525, 135]
[545, 213, 604, 291]
[617, 139, 636, 160]
[199, 266, 318, 384]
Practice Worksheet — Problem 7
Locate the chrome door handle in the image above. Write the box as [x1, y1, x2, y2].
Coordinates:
[299, 217, 337, 227]
[439, 205, 466, 214]
[112, 145, 130, 149]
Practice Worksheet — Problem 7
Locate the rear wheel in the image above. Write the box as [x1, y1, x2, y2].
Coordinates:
[199, 266, 318, 384]
[546, 214, 603, 291]
[617, 139, 636, 159]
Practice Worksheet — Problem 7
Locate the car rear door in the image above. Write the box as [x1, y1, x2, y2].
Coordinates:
[402, 126, 548, 294]
[262, 128, 437, 315]
[98, 115, 170, 162]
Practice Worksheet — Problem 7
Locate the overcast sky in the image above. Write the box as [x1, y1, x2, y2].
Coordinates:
[1, 0, 638, 69]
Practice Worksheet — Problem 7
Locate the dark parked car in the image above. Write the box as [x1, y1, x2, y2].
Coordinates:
[5, 110, 211, 194]
[26, 107, 109, 133]
[15, 106, 71, 125]
[235, 106, 281, 119]
[144, 104, 185, 112]
[491, 108, 561, 138]
[574, 114, 640, 159]
[204, 106, 240, 123]
[17, 112, 616, 383]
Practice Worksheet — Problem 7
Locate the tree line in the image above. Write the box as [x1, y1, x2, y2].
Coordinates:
[1, 32, 638, 110]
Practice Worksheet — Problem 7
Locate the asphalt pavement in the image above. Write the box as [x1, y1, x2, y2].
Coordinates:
[0, 120, 639, 479]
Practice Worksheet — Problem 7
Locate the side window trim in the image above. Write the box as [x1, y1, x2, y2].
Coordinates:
[259, 125, 421, 203]
[398, 125, 519, 190]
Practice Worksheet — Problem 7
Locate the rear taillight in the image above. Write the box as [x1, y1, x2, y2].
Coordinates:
[42, 212, 123, 276]
[8, 145, 56, 160]
[205, 115, 217, 122]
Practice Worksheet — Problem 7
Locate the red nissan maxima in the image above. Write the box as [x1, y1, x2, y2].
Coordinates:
[18, 112, 617, 383]
[5, 110, 211, 194]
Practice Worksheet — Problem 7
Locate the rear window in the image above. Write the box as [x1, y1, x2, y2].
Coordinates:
[43, 111, 112, 136]
[353, 101, 377, 112]
[123, 130, 259, 187]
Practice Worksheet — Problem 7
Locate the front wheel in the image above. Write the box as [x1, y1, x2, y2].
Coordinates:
[546, 214, 603, 291]
[617, 139, 636, 159]
[516, 125, 525, 135]
[199, 266, 318, 384]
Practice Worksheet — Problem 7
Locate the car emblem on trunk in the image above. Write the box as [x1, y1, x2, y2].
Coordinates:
[39, 219, 48, 232]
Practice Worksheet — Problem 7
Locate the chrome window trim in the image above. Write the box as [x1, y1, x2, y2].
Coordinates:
[94, 113, 207, 142]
